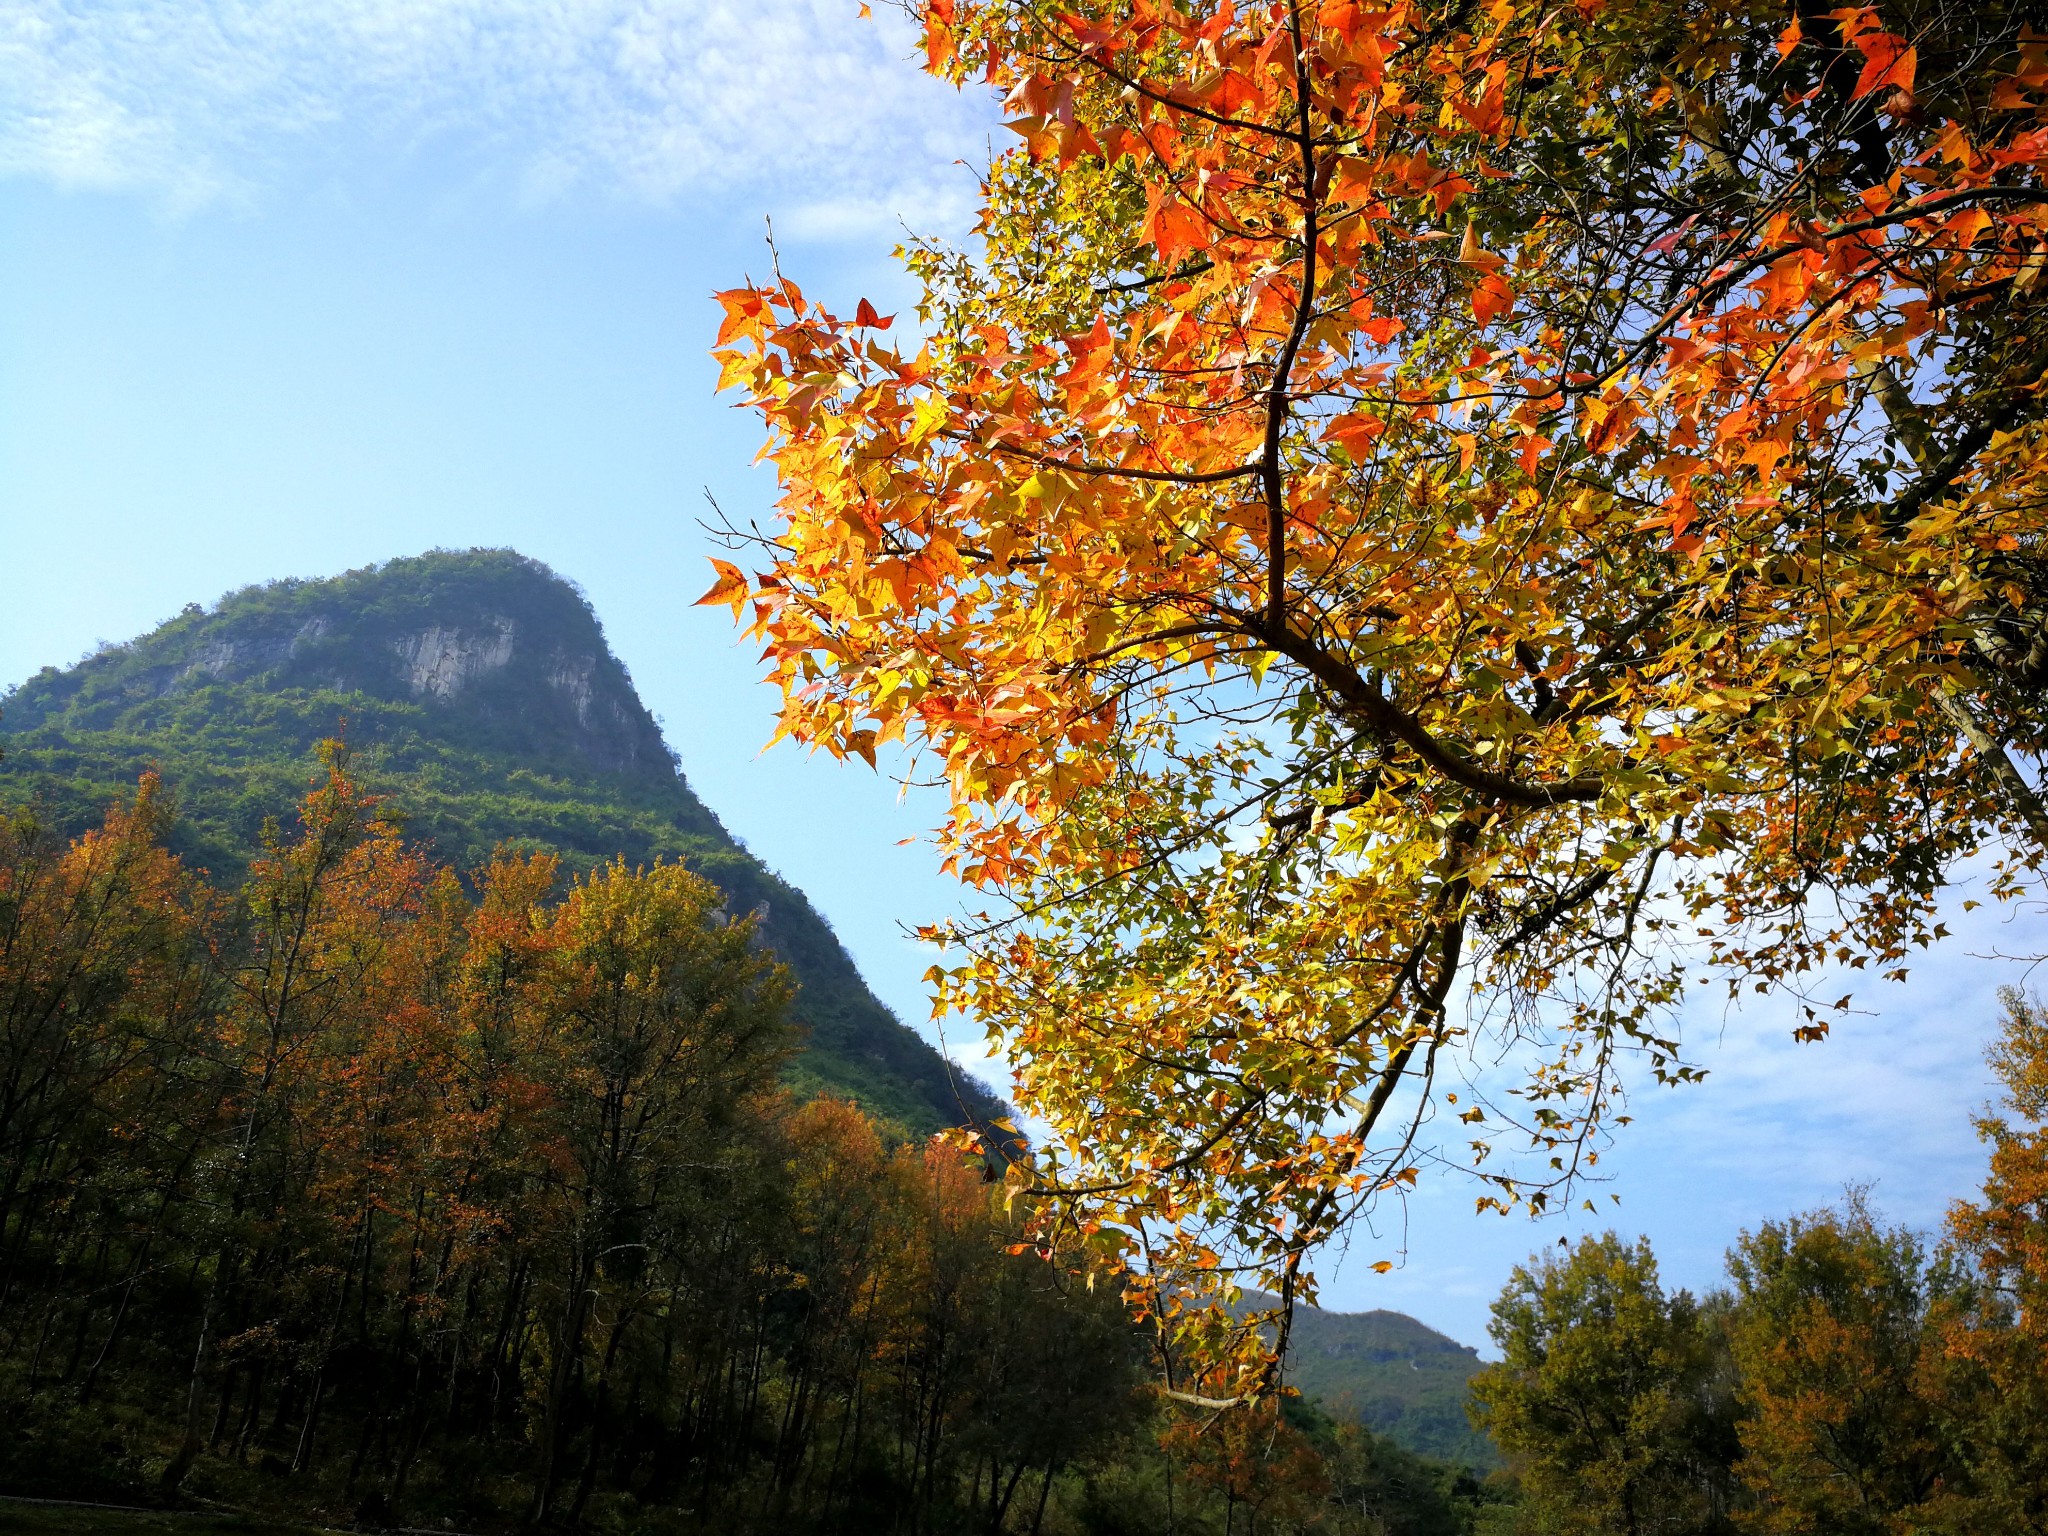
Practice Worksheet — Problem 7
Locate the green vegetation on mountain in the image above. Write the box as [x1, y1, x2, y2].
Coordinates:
[1280, 1304, 1498, 1472]
[1228, 1293, 1497, 1472]
[0, 548, 1000, 1136]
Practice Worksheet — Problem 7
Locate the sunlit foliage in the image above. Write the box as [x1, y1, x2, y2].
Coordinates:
[711, 0, 2048, 1386]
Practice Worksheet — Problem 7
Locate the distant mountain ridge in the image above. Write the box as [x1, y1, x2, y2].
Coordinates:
[1291, 1304, 1497, 1469]
[1246, 1293, 1498, 1470]
[0, 548, 1005, 1137]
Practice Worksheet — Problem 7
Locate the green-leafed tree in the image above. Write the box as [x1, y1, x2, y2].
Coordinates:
[523, 858, 794, 1524]
[1471, 1233, 1736, 1536]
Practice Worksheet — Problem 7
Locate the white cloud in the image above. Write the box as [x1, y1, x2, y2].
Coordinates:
[1318, 883, 2048, 1346]
[0, 0, 995, 226]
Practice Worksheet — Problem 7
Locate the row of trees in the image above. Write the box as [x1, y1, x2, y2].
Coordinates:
[0, 757, 1156, 1531]
[1472, 991, 2048, 1535]
[0, 758, 1522, 1533]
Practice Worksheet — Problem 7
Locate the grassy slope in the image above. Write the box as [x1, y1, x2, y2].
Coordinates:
[0, 1503, 325, 1536]
[0, 549, 1002, 1137]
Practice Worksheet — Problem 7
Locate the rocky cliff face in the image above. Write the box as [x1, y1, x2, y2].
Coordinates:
[12, 550, 672, 780]
[391, 621, 516, 700]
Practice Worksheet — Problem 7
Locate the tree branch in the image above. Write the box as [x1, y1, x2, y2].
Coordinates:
[1258, 623, 1604, 806]
[1935, 688, 2048, 856]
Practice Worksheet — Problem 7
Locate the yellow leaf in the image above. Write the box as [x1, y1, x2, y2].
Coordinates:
[693, 558, 749, 617]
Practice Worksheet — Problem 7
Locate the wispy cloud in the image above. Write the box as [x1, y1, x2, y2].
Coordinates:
[1323, 886, 2048, 1346]
[0, 0, 994, 227]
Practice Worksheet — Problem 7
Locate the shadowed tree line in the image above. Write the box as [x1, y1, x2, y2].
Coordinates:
[0, 756, 1513, 1535]
[1471, 991, 2048, 1535]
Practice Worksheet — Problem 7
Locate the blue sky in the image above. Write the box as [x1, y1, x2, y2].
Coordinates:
[1, 0, 2037, 1351]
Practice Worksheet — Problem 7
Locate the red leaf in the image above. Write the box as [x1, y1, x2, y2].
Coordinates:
[1852, 33, 1915, 100]
[1646, 214, 1696, 257]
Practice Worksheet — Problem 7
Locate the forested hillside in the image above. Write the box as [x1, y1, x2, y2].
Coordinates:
[0, 549, 1000, 1136]
[1279, 1305, 1496, 1472]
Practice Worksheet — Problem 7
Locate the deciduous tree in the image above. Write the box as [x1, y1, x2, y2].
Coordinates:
[1918, 987, 2048, 1532]
[1723, 1199, 1939, 1534]
[1470, 1233, 1734, 1536]
[710, 0, 2048, 1377]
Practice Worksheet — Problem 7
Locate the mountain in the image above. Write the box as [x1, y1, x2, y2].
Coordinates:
[0, 548, 1005, 1137]
[1232, 1290, 1498, 1468]
[1277, 1299, 1498, 1470]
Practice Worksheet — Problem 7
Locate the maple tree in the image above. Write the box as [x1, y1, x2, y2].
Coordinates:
[708, 0, 2048, 1371]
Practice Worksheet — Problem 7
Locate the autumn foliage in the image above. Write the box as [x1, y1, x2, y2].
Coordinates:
[0, 764, 1163, 1531]
[709, 0, 2048, 1375]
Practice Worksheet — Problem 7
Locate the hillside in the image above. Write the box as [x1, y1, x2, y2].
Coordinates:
[0, 548, 1004, 1137]
[1266, 1297, 1499, 1470]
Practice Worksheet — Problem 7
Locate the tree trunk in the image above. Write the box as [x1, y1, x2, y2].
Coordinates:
[159, 1248, 231, 1496]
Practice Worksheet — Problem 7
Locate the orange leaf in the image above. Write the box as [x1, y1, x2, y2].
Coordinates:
[1451, 82, 1505, 137]
[1323, 412, 1386, 457]
[1459, 222, 1506, 272]
[694, 558, 750, 617]
[1144, 185, 1209, 267]
[1472, 273, 1515, 325]
[1852, 33, 1915, 100]
[1317, 0, 1361, 41]
[713, 288, 768, 347]
[925, 0, 956, 71]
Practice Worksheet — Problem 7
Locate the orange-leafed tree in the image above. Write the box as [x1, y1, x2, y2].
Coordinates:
[1948, 988, 2048, 1341]
[0, 776, 208, 1247]
[1164, 1397, 1330, 1534]
[1919, 987, 2048, 1532]
[0, 776, 217, 1391]
[1723, 1199, 1941, 1534]
[709, 0, 2048, 1377]
[162, 743, 430, 1493]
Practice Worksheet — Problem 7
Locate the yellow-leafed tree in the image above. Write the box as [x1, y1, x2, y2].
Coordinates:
[711, 0, 2048, 1382]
